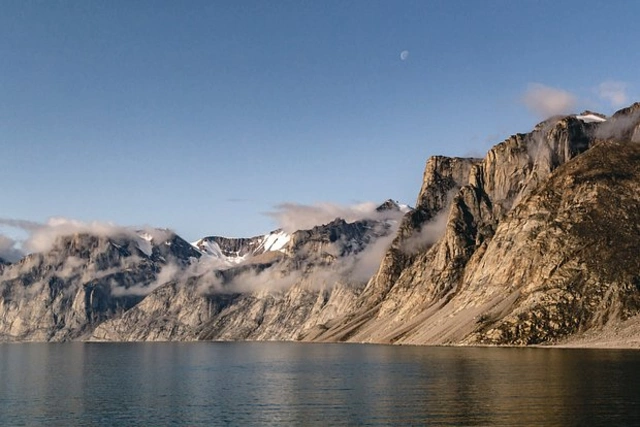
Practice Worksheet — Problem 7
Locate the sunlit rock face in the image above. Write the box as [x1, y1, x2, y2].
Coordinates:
[313, 104, 640, 347]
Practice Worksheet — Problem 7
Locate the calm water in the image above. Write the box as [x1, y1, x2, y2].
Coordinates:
[1, 342, 639, 426]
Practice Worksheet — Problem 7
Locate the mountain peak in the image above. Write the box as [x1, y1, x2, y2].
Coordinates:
[376, 199, 411, 213]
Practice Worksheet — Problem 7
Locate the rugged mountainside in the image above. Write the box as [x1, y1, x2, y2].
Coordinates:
[90, 208, 403, 342]
[311, 103, 640, 346]
[0, 232, 200, 341]
[2, 102, 640, 346]
[0, 202, 404, 342]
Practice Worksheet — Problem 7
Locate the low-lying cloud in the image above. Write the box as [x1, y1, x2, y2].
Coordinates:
[0, 216, 172, 256]
[400, 210, 449, 255]
[522, 83, 577, 118]
[189, 221, 402, 295]
[595, 107, 640, 143]
[1, 204, 406, 298]
[111, 263, 182, 297]
[266, 201, 405, 233]
[332, 229, 397, 283]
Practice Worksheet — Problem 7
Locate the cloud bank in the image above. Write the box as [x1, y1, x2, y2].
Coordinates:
[266, 201, 404, 233]
[2, 203, 407, 298]
[0, 217, 172, 255]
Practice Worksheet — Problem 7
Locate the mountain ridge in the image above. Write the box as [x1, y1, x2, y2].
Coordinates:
[2, 103, 640, 347]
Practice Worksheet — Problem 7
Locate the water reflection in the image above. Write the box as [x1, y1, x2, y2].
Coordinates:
[1, 342, 639, 426]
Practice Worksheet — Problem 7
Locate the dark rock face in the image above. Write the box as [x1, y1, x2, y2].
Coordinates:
[287, 219, 381, 263]
[151, 234, 202, 263]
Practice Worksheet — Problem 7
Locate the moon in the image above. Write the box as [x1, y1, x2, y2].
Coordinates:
[400, 50, 409, 61]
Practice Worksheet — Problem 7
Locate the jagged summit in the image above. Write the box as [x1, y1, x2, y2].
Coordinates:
[376, 199, 412, 213]
[192, 199, 410, 267]
[612, 101, 640, 116]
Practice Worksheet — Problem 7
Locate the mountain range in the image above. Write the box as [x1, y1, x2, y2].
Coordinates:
[1, 102, 639, 347]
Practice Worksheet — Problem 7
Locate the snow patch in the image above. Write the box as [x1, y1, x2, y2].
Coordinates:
[576, 114, 607, 123]
[258, 230, 290, 253]
[136, 232, 154, 257]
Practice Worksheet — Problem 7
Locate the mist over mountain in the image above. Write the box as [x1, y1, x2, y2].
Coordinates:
[2, 102, 640, 347]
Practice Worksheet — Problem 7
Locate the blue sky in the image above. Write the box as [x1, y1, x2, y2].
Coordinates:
[1, 0, 639, 243]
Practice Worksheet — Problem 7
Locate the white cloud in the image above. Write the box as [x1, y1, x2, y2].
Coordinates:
[597, 80, 628, 108]
[522, 83, 577, 118]
[111, 263, 181, 297]
[595, 107, 640, 142]
[337, 230, 397, 283]
[265, 201, 404, 233]
[0, 218, 41, 231]
[400, 210, 449, 255]
[0, 216, 173, 255]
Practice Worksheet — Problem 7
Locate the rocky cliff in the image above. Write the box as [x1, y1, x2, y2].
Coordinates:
[311, 104, 640, 346]
[2, 103, 640, 346]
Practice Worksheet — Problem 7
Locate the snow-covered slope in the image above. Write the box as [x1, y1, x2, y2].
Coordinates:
[256, 230, 290, 253]
[191, 229, 291, 266]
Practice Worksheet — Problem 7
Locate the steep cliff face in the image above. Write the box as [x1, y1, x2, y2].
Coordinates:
[91, 277, 361, 342]
[356, 157, 481, 308]
[311, 117, 592, 341]
[313, 106, 640, 346]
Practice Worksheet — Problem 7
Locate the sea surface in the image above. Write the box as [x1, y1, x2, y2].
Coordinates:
[1, 342, 639, 426]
